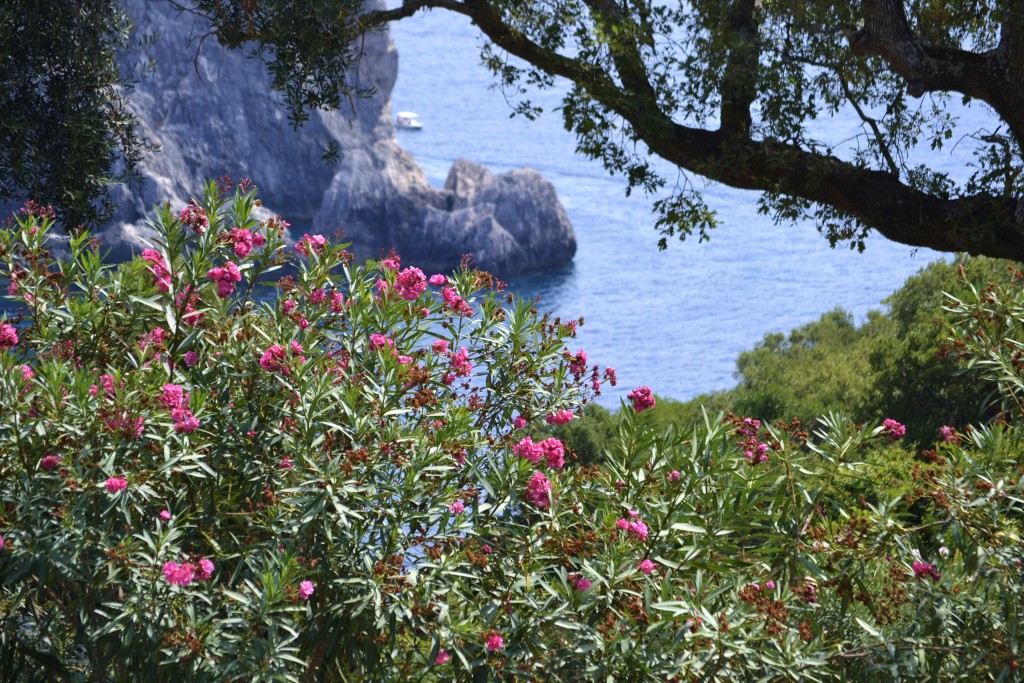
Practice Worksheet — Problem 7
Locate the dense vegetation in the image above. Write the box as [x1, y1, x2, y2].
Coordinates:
[1, 186, 1023, 681]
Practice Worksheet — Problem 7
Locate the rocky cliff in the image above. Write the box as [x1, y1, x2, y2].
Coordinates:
[100, 0, 576, 275]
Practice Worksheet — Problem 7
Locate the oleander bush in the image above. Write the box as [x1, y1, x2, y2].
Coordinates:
[0, 183, 1022, 682]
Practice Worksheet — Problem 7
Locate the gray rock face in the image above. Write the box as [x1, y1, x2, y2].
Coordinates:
[99, 0, 575, 275]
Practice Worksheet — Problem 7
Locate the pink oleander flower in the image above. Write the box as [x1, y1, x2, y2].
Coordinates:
[435, 650, 450, 665]
[764, 580, 776, 590]
[173, 411, 200, 434]
[330, 290, 346, 313]
[432, 339, 450, 355]
[308, 287, 327, 305]
[183, 350, 199, 367]
[603, 366, 617, 386]
[225, 228, 256, 258]
[451, 347, 473, 377]
[104, 477, 127, 494]
[615, 515, 649, 542]
[449, 500, 465, 515]
[178, 203, 208, 233]
[161, 383, 186, 410]
[141, 248, 173, 291]
[882, 418, 906, 440]
[380, 253, 401, 271]
[21, 365, 34, 381]
[197, 558, 215, 581]
[442, 287, 473, 316]
[627, 386, 656, 412]
[545, 409, 575, 425]
[429, 274, 446, 286]
[282, 299, 297, 314]
[369, 333, 395, 353]
[575, 576, 592, 591]
[567, 349, 588, 378]
[912, 560, 942, 582]
[940, 425, 957, 443]
[299, 580, 315, 600]
[638, 559, 656, 575]
[295, 233, 328, 258]
[485, 634, 504, 652]
[159, 509, 171, 520]
[525, 471, 553, 509]
[513, 436, 543, 464]
[396, 266, 427, 301]
[539, 437, 565, 469]
[278, 457, 294, 470]
[260, 344, 289, 374]
[162, 561, 195, 586]
[668, 470, 681, 481]
[206, 261, 242, 298]
[513, 415, 528, 429]
[175, 290, 205, 327]
[40, 454, 61, 470]
[0, 323, 18, 351]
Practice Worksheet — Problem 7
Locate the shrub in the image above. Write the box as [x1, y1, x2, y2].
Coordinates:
[0, 186, 1022, 681]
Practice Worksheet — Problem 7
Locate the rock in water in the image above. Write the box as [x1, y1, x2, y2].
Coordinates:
[97, 0, 575, 275]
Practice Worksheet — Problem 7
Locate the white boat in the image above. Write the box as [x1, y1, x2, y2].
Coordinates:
[396, 111, 423, 130]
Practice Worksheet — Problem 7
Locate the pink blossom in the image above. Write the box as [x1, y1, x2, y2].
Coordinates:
[162, 561, 195, 586]
[282, 299, 297, 314]
[299, 580, 315, 600]
[175, 291, 204, 327]
[260, 344, 289, 374]
[173, 410, 200, 434]
[524, 471, 553, 509]
[159, 509, 171, 521]
[539, 437, 565, 469]
[451, 346, 473, 377]
[603, 367, 617, 386]
[668, 470, 681, 481]
[330, 291, 345, 313]
[142, 249, 172, 291]
[441, 287, 473, 316]
[380, 254, 401, 271]
[513, 415, 528, 429]
[396, 267, 427, 300]
[513, 437, 543, 464]
[545, 409, 574, 425]
[161, 383, 187, 410]
[485, 634, 504, 652]
[432, 339, 450, 355]
[940, 425, 957, 443]
[308, 288, 327, 305]
[278, 457, 294, 470]
[434, 650, 450, 665]
[294, 233, 328, 258]
[206, 261, 242, 298]
[183, 350, 199, 367]
[638, 559, 656, 575]
[764, 580, 776, 590]
[375, 279, 390, 296]
[197, 558, 215, 581]
[429, 274, 446, 286]
[575, 576, 592, 591]
[40, 454, 61, 470]
[627, 386, 656, 412]
[225, 228, 256, 258]
[178, 203, 208, 233]
[615, 516, 649, 542]
[567, 349, 588, 378]
[0, 323, 18, 350]
[104, 477, 127, 494]
[449, 500, 465, 515]
[883, 418, 906, 440]
[21, 365, 34, 381]
[369, 333, 395, 353]
[912, 560, 942, 582]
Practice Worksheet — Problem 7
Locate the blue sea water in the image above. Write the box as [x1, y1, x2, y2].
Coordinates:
[385, 9, 1003, 407]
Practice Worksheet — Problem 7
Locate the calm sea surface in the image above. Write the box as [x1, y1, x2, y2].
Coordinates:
[385, 9, 1002, 407]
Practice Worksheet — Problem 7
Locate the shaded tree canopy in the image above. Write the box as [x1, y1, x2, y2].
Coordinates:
[190, 0, 1024, 261]
[9, 1, 1024, 260]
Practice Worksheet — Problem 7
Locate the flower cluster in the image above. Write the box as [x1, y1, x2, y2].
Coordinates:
[295, 233, 328, 258]
[615, 510, 650, 542]
[513, 436, 566, 469]
[545, 409, 575, 425]
[0, 322, 18, 351]
[736, 417, 769, 466]
[524, 471, 553, 509]
[627, 385, 655, 412]
[178, 202, 209, 233]
[160, 383, 200, 434]
[163, 558, 215, 586]
[395, 266, 427, 300]
[222, 227, 265, 258]
[142, 249, 172, 292]
[206, 261, 242, 298]
[912, 560, 942, 582]
[883, 418, 906, 441]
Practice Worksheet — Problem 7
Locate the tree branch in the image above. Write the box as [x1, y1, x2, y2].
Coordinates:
[719, 0, 759, 136]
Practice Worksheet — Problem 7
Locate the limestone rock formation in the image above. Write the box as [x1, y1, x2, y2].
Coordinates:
[97, 0, 575, 275]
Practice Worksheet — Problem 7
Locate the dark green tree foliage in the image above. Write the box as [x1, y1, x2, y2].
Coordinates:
[0, 0, 141, 229]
